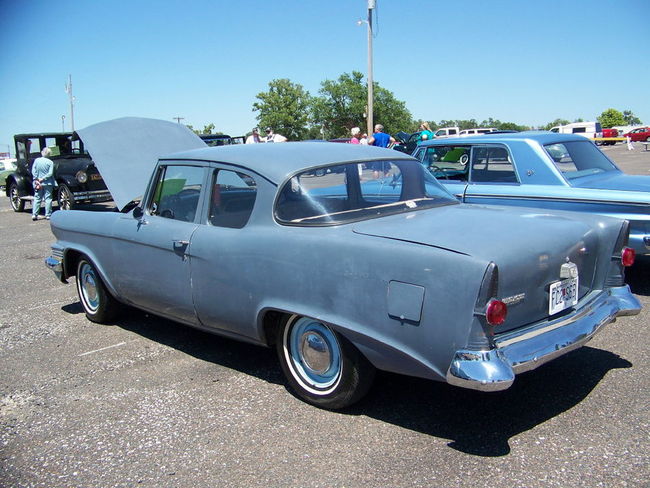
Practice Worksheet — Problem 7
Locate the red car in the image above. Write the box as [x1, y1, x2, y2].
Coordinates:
[623, 127, 650, 142]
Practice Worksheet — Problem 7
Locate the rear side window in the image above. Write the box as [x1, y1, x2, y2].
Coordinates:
[209, 169, 257, 228]
[544, 141, 617, 179]
[470, 145, 518, 183]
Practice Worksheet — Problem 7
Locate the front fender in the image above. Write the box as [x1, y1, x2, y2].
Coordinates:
[4, 173, 32, 197]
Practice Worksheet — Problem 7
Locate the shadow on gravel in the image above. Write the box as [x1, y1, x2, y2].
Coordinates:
[350, 346, 631, 457]
[109, 308, 284, 386]
[59, 301, 633, 458]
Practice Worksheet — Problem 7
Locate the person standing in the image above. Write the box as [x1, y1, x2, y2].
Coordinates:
[31, 147, 55, 221]
[368, 124, 395, 148]
[368, 124, 395, 178]
[264, 127, 287, 143]
[246, 128, 263, 144]
[418, 122, 434, 142]
[349, 127, 361, 144]
[359, 133, 368, 145]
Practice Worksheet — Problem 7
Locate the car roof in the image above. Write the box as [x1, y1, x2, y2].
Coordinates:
[418, 131, 588, 146]
[14, 132, 74, 139]
[167, 142, 414, 184]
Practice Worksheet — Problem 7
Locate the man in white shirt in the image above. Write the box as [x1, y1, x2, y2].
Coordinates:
[264, 127, 287, 143]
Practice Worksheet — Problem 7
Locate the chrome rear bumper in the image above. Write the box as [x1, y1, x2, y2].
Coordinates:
[446, 285, 641, 392]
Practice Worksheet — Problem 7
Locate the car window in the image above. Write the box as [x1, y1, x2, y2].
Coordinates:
[209, 169, 257, 228]
[470, 145, 518, 183]
[149, 165, 204, 222]
[418, 146, 470, 182]
[275, 160, 457, 225]
[544, 141, 617, 180]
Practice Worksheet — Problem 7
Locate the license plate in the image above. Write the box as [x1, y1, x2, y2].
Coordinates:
[549, 277, 578, 315]
[90, 174, 102, 181]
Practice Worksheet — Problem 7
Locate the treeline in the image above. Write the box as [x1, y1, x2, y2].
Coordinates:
[189, 71, 643, 138]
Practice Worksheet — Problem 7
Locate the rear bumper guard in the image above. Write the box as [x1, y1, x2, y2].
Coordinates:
[446, 285, 641, 392]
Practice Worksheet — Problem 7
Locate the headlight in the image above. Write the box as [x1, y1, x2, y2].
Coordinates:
[76, 170, 88, 183]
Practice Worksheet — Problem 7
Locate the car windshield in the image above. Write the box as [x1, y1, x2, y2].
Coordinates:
[275, 159, 458, 225]
[544, 141, 617, 180]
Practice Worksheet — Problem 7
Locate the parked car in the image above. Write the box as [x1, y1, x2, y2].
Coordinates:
[623, 127, 650, 142]
[550, 121, 602, 140]
[433, 126, 460, 138]
[412, 132, 650, 257]
[0, 159, 17, 190]
[459, 128, 497, 137]
[45, 118, 640, 410]
[5, 132, 111, 212]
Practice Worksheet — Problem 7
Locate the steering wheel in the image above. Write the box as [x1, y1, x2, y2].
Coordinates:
[459, 154, 469, 166]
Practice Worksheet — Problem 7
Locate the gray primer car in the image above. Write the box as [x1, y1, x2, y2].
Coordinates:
[45, 118, 641, 409]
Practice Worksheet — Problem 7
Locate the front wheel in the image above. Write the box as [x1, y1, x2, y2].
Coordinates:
[57, 184, 75, 210]
[276, 315, 375, 409]
[76, 257, 120, 323]
[9, 182, 25, 212]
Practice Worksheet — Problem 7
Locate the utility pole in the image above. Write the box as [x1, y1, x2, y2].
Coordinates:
[64, 75, 75, 132]
[366, 0, 375, 137]
[173, 117, 185, 124]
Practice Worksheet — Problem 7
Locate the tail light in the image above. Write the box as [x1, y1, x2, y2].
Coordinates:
[621, 247, 635, 267]
[486, 299, 507, 326]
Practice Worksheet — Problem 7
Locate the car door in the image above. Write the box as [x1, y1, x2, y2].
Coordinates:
[462, 145, 521, 204]
[189, 167, 261, 337]
[110, 163, 207, 325]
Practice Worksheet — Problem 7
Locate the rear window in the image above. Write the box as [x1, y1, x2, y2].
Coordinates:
[544, 141, 617, 179]
[275, 160, 457, 226]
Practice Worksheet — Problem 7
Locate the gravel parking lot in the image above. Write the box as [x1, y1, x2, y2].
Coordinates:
[1, 143, 649, 487]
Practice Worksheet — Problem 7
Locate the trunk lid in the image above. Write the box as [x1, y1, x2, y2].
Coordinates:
[352, 204, 607, 332]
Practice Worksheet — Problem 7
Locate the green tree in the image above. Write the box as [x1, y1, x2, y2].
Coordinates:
[543, 118, 571, 130]
[252, 79, 313, 140]
[597, 108, 625, 128]
[312, 71, 413, 139]
[622, 110, 642, 125]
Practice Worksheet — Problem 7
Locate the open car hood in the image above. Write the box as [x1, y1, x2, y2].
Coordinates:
[76, 117, 205, 210]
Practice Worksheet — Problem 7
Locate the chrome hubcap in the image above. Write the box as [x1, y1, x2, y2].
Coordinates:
[300, 332, 331, 374]
[286, 317, 341, 392]
[80, 263, 99, 311]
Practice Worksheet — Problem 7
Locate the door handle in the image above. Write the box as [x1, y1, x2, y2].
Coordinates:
[173, 239, 189, 248]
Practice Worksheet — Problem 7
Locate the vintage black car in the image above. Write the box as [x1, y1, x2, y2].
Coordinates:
[199, 134, 246, 146]
[5, 132, 112, 212]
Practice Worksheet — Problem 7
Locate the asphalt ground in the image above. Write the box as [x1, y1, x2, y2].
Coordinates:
[1, 143, 649, 488]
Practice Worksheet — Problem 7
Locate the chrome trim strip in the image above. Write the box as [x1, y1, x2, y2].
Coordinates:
[466, 193, 650, 208]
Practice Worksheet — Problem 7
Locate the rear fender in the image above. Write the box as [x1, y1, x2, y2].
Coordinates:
[256, 303, 447, 382]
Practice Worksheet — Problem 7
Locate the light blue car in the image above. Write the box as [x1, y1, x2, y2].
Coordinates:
[44, 119, 641, 409]
[413, 132, 650, 258]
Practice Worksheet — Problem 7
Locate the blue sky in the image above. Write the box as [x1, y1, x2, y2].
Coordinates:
[1, 0, 648, 154]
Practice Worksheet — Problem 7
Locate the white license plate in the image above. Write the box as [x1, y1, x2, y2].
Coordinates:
[549, 277, 579, 315]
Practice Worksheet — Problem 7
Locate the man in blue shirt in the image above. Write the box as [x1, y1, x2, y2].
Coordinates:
[31, 147, 55, 221]
[368, 124, 396, 178]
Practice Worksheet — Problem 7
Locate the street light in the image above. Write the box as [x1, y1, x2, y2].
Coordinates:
[358, 0, 375, 136]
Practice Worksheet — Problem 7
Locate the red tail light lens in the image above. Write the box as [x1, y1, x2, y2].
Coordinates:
[621, 247, 635, 267]
[486, 299, 507, 326]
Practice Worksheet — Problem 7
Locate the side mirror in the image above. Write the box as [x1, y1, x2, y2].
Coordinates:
[133, 206, 144, 219]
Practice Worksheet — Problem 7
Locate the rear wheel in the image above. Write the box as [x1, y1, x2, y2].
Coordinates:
[57, 184, 74, 210]
[276, 315, 375, 409]
[9, 182, 25, 212]
[76, 257, 120, 323]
